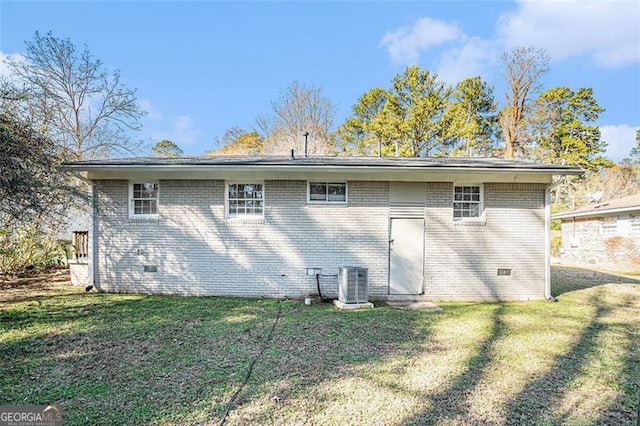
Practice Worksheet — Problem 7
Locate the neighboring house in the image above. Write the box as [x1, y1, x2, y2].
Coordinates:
[64, 156, 580, 302]
[552, 193, 640, 272]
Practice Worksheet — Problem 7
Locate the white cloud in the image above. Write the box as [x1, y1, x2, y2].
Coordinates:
[497, 0, 640, 67]
[435, 37, 498, 84]
[171, 115, 200, 146]
[380, 1, 639, 77]
[149, 115, 201, 148]
[380, 17, 463, 64]
[139, 98, 162, 120]
[600, 124, 639, 162]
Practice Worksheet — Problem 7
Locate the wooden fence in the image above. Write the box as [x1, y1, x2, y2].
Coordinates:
[72, 231, 89, 260]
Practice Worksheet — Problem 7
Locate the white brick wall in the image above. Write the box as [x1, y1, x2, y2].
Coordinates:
[559, 215, 640, 271]
[93, 179, 547, 301]
[424, 182, 546, 301]
[93, 179, 389, 298]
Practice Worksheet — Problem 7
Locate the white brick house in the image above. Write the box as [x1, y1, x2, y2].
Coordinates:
[552, 193, 640, 272]
[65, 156, 580, 301]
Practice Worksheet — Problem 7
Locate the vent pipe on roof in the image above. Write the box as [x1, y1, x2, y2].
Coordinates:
[303, 131, 309, 157]
[290, 149, 295, 160]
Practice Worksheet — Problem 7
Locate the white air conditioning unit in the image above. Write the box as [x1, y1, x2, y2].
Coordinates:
[338, 267, 368, 304]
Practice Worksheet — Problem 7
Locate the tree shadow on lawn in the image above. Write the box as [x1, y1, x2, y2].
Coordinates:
[218, 302, 513, 426]
[598, 333, 640, 423]
[1, 291, 198, 334]
[222, 301, 443, 425]
[591, 289, 640, 426]
[3, 280, 638, 425]
[398, 304, 508, 425]
[502, 288, 639, 425]
[383, 285, 639, 425]
[0, 291, 284, 425]
[551, 265, 640, 297]
[219, 286, 639, 425]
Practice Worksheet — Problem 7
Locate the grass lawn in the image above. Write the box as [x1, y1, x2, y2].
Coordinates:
[1, 267, 639, 425]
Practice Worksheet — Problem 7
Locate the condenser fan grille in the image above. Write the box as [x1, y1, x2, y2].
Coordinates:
[338, 267, 368, 304]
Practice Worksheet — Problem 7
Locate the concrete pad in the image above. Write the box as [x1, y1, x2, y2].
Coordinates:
[386, 301, 442, 311]
[333, 300, 374, 310]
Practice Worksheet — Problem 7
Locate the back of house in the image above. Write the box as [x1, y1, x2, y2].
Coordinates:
[64, 156, 580, 302]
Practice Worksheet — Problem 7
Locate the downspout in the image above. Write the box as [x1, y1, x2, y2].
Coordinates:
[544, 176, 565, 300]
[71, 172, 95, 287]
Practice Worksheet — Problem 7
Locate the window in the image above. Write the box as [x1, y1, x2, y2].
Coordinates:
[130, 182, 158, 217]
[308, 182, 347, 204]
[600, 216, 618, 236]
[227, 183, 263, 217]
[631, 214, 640, 235]
[453, 185, 482, 220]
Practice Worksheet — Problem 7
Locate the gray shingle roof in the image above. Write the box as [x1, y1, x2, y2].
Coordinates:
[552, 193, 640, 219]
[64, 155, 582, 172]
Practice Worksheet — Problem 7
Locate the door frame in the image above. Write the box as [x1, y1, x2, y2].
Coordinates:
[388, 217, 425, 295]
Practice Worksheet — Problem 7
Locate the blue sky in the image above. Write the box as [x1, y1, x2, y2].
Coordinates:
[1, 0, 639, 161]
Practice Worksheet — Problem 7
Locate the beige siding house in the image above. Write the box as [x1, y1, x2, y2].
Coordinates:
[65, 156, 580, 301]
[553, 193, 640, 272]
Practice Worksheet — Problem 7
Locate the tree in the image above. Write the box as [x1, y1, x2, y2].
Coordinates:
[499, 46, 550, 159]
[335, 66, 450, 157]
[557, 164, 640, 209]
[627, 129, 640, 163]
[152, 140, 183, 157]
[333, 87, 388, 155]
[207, 128, 264, 155]
[367, 91, 406, 156]
[0, 111, 76, 228]
[440, 76, 498, 156]
[4, 31, 146, 159]
[0, 112, 76, 275]
[530, 87, 606, 170]
[256, 81, 337, 155]
[388, 66, 450, 157]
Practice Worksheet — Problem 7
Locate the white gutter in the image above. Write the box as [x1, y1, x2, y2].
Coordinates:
[545, 177, 566, 300]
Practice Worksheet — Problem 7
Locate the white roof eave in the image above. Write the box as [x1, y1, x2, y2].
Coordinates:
[65, 163, 582, 175]
[552, 205, 640, 219]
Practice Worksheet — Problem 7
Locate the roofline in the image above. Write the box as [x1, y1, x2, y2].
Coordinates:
[552, 205, 640, 219]
[61, 163, 583, 175]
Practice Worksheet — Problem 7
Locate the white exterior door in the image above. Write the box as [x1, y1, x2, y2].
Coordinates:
[389, 217, 425, 295]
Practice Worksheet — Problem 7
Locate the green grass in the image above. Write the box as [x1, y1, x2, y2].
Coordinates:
[1, 268, 639, 425]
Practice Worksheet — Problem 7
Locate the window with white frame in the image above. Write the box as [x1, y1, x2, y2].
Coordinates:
[308, 182, 347, 203]
[227, 183, 264, 217]
[600, 216, 618, 236]
[130, 182, 159, 217]
[453, 185, 482, 220]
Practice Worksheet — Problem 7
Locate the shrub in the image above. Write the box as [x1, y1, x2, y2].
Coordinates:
[551, 235, 562, 257]
[0, 225, 66, 276]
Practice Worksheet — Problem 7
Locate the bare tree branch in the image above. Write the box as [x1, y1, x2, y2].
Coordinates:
[3, 31, 146, 159]
[499, 46, 549, 159]
[257, 81, 337, 155]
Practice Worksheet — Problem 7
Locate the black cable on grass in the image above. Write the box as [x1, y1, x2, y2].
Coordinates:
[219, 300, 283, 426]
